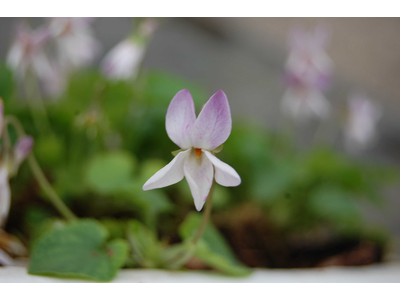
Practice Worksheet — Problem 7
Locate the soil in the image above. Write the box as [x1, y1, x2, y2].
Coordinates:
[212, 203, 383, 269]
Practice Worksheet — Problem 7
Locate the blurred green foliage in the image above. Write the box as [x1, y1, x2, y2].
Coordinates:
[1, 64, 397, 281]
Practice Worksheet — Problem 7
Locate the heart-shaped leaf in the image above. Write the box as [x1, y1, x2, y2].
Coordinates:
[28, 219, 128, 282]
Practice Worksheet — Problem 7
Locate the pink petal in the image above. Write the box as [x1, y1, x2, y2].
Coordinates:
[203, 151, 241, 187]
[14, 136, 34, 166]
[190, 90, 232, 150]
[184, 149, 214, 211]
[166, 89, 196, 149]
[142, 149, 190, 191]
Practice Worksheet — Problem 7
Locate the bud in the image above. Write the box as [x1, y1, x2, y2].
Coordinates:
[14, 136, 34, 167]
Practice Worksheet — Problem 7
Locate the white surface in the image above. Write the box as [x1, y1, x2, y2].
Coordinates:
[1, 264, 400, 283]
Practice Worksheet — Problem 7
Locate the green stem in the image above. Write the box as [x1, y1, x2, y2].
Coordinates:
[4, 115, 77, 221]
[27, 154, 77, 221]
[192, 180, 215, 244]
[166, 180, 216, 269]
[24, 74, 52, 135]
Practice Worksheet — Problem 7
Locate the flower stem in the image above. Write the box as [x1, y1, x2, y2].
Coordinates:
[166, 180, 216, 269]
[24, 74, 52, 135]
[192, 180, 215, 244]
[4, 115, 77, 221]
[27, 154, 77, 221]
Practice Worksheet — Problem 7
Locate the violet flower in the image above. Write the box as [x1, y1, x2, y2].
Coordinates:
[281, 26, 333, 122]
[143, 90, 241, 211]
[101, 19, 158, 81]
[101, 39, 146, 81]
[49, 17, 100, 71]
[281, 87, 330, 121]
[344, 93, 382, 151]
[6, 23, 52, 83]
[6, 22, 65, 98]
[0, 101, 33, 227]
[284, 26, 333, 90]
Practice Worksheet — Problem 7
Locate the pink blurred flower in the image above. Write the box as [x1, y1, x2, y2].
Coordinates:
[281, 86, 330, 121]
[49, 18, 100, 71]
[6, 22, 66, 98]
[143, 90, 241, 211]
[281, 25, 333, 122]
[344, 93, 382, 151]
[6, 23, 51, 82]
[284, 26, 333, 90]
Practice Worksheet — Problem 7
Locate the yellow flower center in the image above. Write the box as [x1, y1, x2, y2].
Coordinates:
[195, 148, 202, 158]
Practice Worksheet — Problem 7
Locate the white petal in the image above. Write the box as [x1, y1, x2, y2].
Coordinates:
[203, 151, 241, 187]
[0, 249, 14, 266]
[0, 167, 10, 227]
[166, 89, 196, 149]
[101, 39, 145, 80]
[183, 150, 214, 211]
[142, 149, 190, 191]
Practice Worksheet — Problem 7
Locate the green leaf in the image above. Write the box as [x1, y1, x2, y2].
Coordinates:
[34, 135, 65, 167]
[179, 212, 251, 277]
[28, 219, 129, 282]
[309, 184, 359, 222]
[0, 64, 14, 101]
[85, 151, 137, 194]
[127, 220, 166, 268]
[144, 70, 207, 110]
[119, 182, 173, 229]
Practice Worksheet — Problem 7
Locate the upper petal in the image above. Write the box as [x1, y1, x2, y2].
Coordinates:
[190, 90, 232, 150]
[142, 149, 190, 191]
[183, 149, 214, 211]
[203, 151, 241, 187]
[166, 89, 196, 149]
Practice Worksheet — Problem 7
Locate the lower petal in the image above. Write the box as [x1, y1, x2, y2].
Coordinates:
[184, 150, 214, 211]
[142, 149, 190, 191]
[203, 151, 241, 187]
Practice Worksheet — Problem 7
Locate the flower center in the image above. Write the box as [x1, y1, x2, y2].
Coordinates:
[194, 148, 202, 158]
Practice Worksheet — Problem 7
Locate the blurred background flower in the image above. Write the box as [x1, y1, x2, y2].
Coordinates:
[344, 92, 382, 152]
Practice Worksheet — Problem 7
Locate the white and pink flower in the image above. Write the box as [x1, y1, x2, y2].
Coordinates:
[344, 93, 382, 151]
[101, 39, 146, 81]
[281, 26, 333, 121]
[0, 100, 33, 227]
[284, 26, 333, 90]
[49, 17, 100, 71]
[142, 90, 241, 211]
[6, 23, 51, 82]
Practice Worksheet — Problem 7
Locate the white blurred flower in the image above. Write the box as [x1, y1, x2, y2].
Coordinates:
[101, 18, 158, 81]
[284, 26, 333, 90]
[281, 86, 330, 122]
[49, 18, 100, 71]
[6, 22, 66, 98]
[6, 23, 51, 82]
[101, 39, 146, 81]
[0, 100, 33, 227]
[0, 167, 11, 228]
[344, 93, 382, 151]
